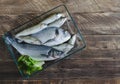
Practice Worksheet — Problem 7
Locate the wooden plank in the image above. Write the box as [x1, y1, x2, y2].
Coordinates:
[0, 61, 17, 72]
[74, 12, 120, 35]
[0, 0, 62, 14]
[6, 60, 120, 70]
[1, 35, 120, 60]
[0, 0, 120, 82]
[94, 0, 120, 12]
[0, 14, 39, 35]
[84, 35, 120, 50]
[75, 49, 120, 59]
[0, 78, 119, 84]
[0, 0, 120, 14]
[1, 59, 120, 72]
[0, 36, 11, 61]
[0, 0, 101, 14]
[63, 0, 101, 13]
[61, 78, 117, 84]
[0, 59, 120, 79]
[1, 34, 120, 79]
[0, 79, 62, 84]
[0, 12, 120, 35]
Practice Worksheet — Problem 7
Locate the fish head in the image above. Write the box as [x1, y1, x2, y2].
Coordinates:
[49, 49, 64, 58]
[57, 28, 71, 39]
[57, 13, 65, 18]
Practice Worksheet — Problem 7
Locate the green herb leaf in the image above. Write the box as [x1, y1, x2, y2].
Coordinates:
[18, 55, 45, 75]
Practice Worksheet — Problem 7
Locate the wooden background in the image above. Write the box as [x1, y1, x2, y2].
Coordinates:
[0, 0, 120, 84]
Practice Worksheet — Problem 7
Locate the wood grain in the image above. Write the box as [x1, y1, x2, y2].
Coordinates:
[0, 0, 120, 83]
[0, 78, 119, 84]
[94, 0, 120, 12]
[0, 0, 120, 14]
[1, 34, 120, 79]
[0, 0, 99, 14]
[74, 12, 120, 35]
[1, 58, 120, 79]
[0, 13, 120, 80]
[1, 12, 120, 35]
[1, 35, 120, 60]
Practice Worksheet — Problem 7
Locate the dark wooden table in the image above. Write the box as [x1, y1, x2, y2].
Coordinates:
[0, 0, 120, 84]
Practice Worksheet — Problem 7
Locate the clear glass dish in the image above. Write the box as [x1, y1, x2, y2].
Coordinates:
[2, 4, 86, 78]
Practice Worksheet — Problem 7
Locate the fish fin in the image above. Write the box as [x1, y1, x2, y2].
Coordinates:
[68, 34, 76, 45]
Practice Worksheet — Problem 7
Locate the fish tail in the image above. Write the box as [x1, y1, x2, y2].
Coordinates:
[5, 36, 14, 44]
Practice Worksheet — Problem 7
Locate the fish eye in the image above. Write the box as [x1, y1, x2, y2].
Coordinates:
[55, 29, 59, 35]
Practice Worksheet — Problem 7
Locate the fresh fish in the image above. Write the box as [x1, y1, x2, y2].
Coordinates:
[17, 36, 42, 45]
[6, 36, 63, 61]
[44, 28, 71, 46]
[17, 27, 70, 45]
[53, 34, 76, 53]
[41, 13, 65, 25]
[15, 23, 47, 37]
[31, 27, 58, 44]
[15, 13, 65, 37]
[48, 17, 67, 27]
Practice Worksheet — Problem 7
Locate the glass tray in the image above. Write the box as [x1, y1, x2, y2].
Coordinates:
[2, 4, 86, 78]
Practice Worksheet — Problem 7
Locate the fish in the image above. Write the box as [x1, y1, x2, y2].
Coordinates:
[15, 23, 47, 37]
[16, 27, 71, 46]
[41, 13, 65, 25]
[6, 36, 63, 61]
[44, 28, 71, 46]
[48, 17, 67, 27]
[31, 27, 59, 44]
[17, 36, 42, 45]
[15, 13, 65, 37]
[53, 34, 76, 53]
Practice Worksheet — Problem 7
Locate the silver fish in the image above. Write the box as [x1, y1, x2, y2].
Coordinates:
[15, 23, 47, 37]
[41, 13, 65, 25]
[31, 27, 58, 44]
[53, 34, 76, 53]
[48, 17, 67, 27]
[17, 36, 42, 45]
[6, 36, 63, 61]
[15, 13, 65, 37]
[44, 28, 71, 46]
